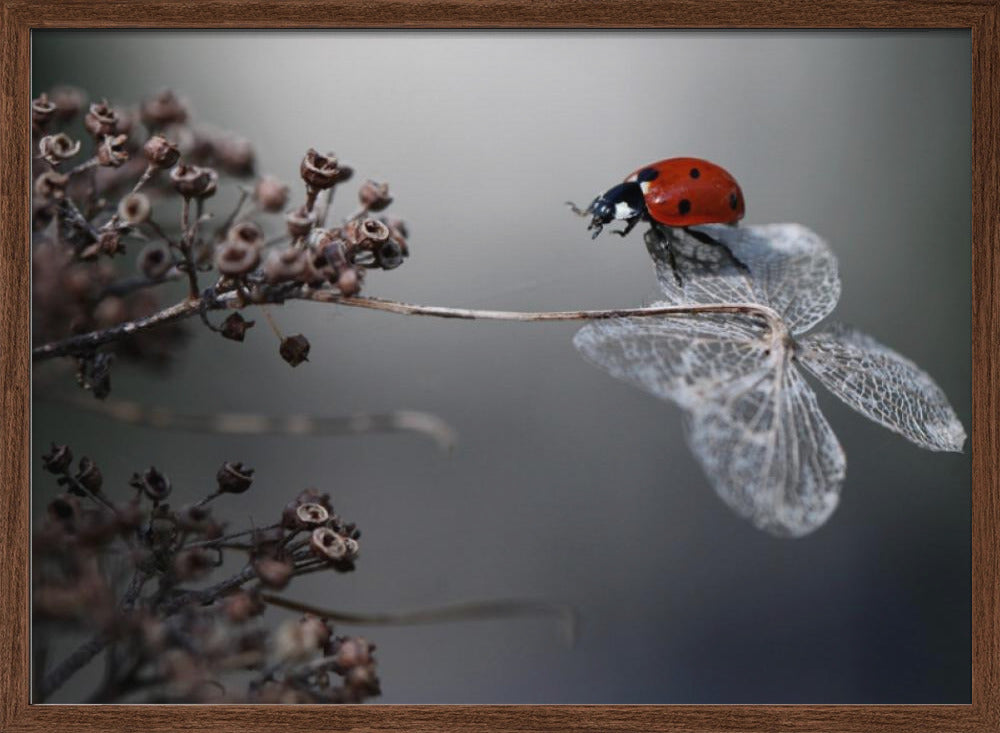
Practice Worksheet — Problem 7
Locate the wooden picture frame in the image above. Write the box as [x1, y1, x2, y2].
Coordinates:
[3, 1, 997, 730]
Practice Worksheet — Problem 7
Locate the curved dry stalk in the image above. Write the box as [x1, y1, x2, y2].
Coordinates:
[32, 289, 785, 362]
[47, 393, 458, 452]
[260, 592, 578, 647]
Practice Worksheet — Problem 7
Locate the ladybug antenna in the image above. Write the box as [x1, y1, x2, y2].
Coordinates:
[566, 200, 591, 217]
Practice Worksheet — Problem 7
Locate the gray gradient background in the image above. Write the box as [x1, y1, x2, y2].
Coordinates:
[32, 31, 971, 703]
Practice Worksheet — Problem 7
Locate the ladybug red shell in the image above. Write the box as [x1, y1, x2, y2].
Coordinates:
[571, 157, 745, 238]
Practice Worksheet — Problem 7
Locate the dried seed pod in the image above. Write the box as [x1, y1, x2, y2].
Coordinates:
[96, 134, 130, 168]
[225, 590, 264, 623]
[47, 493, 81, 525]
[143, 134, 181, 169]
[220, 312, 255, 342]
[279, 334, 310, 367]
[334, 266, 363, 297]
[226, 221, 264, 249]
[295, 502, 330, 526]
[49, 85, 87, 122]
[132, 466, 171, 501]
[285, 204, 317, 239]
[41, 443, 73, 474]
[216, 461, 254, 493]
[34, 170, 70, 200]
[254, 175, 290, 212]
[137, 242, 172, 280]
[118, 192, 151, 226]
[172, 548, 215, 582]
[254, 557, 293, 589]
[332, 636, 373, 670]
[215, 134, 255, 177]
[84, 100, 119, 138]
[140, 89, 188, 128]
[170, 163, 218, 199]
[38, 133, 81, 165]
[375, 239, 405, 270]
[32, 93, 57, 130]
[310, 527, 347, 562]
[299, 614, 332, 649]
[214, 239, 260, 277]
[300, 149, 343, 190]
[74, 456, 104, 494]
[358, 179, 392, 211]
[263, 246, 309, 284]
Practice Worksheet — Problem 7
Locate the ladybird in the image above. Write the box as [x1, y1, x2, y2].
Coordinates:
[570, 157, 745, 239]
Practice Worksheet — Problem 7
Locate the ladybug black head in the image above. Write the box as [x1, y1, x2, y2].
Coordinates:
[570, 181, 646, 239]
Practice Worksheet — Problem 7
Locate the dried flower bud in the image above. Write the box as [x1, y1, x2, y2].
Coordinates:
[295, 502, 330, 526]
[254, 175, 289, 212]
[332, 636, 373, 670]
[32, 93, 57, 129]
[118, 192, 151, 226]
[343, 536, 360, 560]
[50, 85, 86, 122]
[345, 664, 380, 696]
[215, 134, 255, 176]
[137, 242, 172, 280]
[47, 493, 81, 525]
[263, 247, 308, 284]
[285, 204, 317, 239]
[214, 239, 260, 277]
[254, 557, 294, 589]
[170, 163, 218, 199]
[217, 461, 254, 493]
[279, 334, 310, 367]
[74, 456, 103, 494]
[84, 100, 119, 138]
[300, 614, 332, 648]
[42, 443, 73, 474]
[300, 149, 343, 190]
[334, 266, 363, 297]
[310, 527, 348, 562]
[140, 89, 188, 128]
[143, 134, 181, 169]
[173, 548, 215, 582]
[296, 487, 334, 511]
[220, 312, 255, 342]
[93, 296, 127, 326]
[131, 466, 171, 501]
[176, 503, 212, 533]
[34, 170, 70, 200]
[96, 134, 130, 168]
[38, 133, 82, 165]
[227, 221, 264, 249]
[358, 179, 392, 211]
[376, 239, 405, 270]
[358, 218, 391, 246]
[273, 618, 314, 663]
[225, 590, 264, 623]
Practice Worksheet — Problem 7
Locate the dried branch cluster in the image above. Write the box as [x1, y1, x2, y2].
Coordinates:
[32, 87, 409, 397]
[34, 444, 379, 703]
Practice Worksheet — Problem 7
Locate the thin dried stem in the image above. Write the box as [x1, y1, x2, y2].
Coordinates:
[260, 593, 577, 646]
[32, 290, 785, 362]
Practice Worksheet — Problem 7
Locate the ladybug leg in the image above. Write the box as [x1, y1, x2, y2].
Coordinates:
[611, 216, 640, 238]
[684, 228, 751, 274]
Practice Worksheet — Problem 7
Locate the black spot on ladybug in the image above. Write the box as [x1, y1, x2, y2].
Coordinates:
[678, 199, 691, 215]
[729, 192, 739, 210]
[637, 167, 659, 182]
[689, 168, 700, 179]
